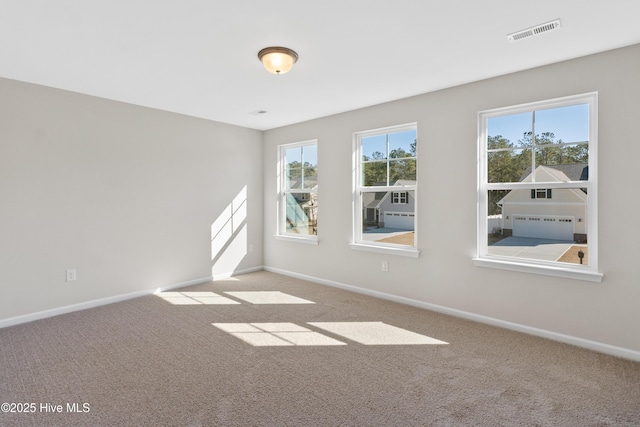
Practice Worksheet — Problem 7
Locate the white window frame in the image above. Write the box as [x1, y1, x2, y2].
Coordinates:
[276, 140, 318, 245]
[351, 123, 419, 257]
[475, 92, 602, 282]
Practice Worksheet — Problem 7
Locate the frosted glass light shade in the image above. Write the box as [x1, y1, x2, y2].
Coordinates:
[258, 47, 298, 75]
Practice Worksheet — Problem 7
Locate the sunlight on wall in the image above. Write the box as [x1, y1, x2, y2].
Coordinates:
[211, 186, 248, 277]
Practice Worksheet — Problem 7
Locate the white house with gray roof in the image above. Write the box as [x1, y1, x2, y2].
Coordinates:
[497, 164, 588, 242]
[362, 180, 416, 230]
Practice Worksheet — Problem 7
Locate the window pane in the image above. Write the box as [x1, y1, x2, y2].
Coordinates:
[362, 161, 387, 186]
[286, 165, 302, 189]
[487, 189, 508, 218]
[389, 129, 417, 158]
[302, 165, 317, 188]
[285, 147, 303, 189]
[487, 112, 532, 148]
[487, 148, 531, 183]
[302, 145, 318, 189]
[285, 146, 302, 163]
[362, 134, 387, 161]
[389, 158, 416, 183]
[535, 104, 589, 144]
[303, 144, 317, 166]
[360, 190, 415, 246]
[486, 188, 588, 264]
[284, 193, 317, 236]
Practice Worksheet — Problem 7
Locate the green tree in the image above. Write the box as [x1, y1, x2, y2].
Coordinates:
[487, 135, 524, 215]
[517, 131, 588, 166]
[287, 160, 317, 188]
[286, 160, 302, 179]
[487, 135, 527, 183]
[389, 144, 416, 182]
[362, 139, 417, 186]
[362, 151, 385, 186]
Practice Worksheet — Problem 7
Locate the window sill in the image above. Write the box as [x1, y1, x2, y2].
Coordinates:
[275, 235, 319, 245]
[350, 243, 420, 258]
[473, 257, 603, 282]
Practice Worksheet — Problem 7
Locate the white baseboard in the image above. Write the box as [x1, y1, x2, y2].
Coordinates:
[0, 265, 269, 329]
[0, 276, 213, 329]
[263, 266, 640, 362]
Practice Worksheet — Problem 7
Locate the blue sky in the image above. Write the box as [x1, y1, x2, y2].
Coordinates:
[286, 145, 317, 166]
[488, 103, 589, 146]
[362, 129, 416, 159]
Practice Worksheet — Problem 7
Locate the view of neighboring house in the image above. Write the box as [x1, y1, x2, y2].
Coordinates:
[285, 174, 318, 235]
[496, 164, 588, 242]
[286, 191, 318, 235]
[362, 180, 416, 230]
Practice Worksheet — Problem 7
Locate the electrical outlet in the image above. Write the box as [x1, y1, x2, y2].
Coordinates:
[381, 261, 388, 272]
[66, 269, 76, 282]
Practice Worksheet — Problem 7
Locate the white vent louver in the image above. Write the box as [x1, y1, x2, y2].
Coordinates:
[507, 19, 561, 42]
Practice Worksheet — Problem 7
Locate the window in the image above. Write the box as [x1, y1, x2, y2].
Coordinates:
[392, 192, 408, 204]
[476, 93, 601, 281]
[532, 189, 552, 199]
[277, 140, 318, 243]
[352, 124, 418, 256]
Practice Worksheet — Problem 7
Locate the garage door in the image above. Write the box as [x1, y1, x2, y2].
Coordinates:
[512, 215, 574, 240]
[383, 211, 414, 230]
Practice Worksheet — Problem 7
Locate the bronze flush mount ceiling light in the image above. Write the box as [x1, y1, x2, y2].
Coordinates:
[258, 46, 299, 75]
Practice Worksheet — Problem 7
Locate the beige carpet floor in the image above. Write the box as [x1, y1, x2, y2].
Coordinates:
[1, 270, 639, 426]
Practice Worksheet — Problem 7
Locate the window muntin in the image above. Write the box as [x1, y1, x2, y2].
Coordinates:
[354, 124, 417, 254]
[478, 93, 598, 277]
[278, 141, 318, 240]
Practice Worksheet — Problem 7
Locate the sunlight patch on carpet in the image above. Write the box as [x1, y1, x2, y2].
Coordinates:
[212, 323, 346, 346]
[308, 322, 449, 345]
[156, 291, 240, 305]
[223, 291, 315, 305]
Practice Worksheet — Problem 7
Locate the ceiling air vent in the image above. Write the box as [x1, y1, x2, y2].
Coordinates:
[507, 19, 561, 42]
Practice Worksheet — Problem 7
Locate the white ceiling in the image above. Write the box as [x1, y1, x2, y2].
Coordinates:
[1, 1, 639, 131]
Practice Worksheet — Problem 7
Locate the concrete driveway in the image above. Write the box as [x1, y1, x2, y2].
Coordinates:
[488, 236, 574, 261]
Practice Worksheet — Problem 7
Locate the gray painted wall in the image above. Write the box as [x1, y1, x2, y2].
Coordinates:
[0, 78, 264, 320]
[263, 44, 640, 354]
